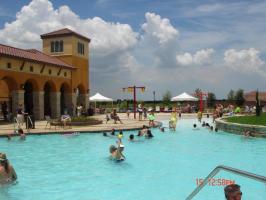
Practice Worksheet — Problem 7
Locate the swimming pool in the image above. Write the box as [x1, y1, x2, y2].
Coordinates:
[0, 118, 266, 200]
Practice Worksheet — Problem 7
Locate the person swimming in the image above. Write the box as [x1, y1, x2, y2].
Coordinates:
[18, 129, 26, 140]
[145, 130, 154, 138]
[129, 134, 135, 141]
[103, 132, 108, 137]
[215, 128, 218, 132]
[137, 130, 142, 137]
[110, 129, 115, 136]
[117, 131, 123, 141]
[193, 124, 199, 130]
[0, 153, 17, 184]
[109, 141, 125, 162]
[160, 127, 165, 132]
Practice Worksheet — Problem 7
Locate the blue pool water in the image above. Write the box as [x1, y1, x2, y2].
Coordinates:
[0, 118, 266, 200]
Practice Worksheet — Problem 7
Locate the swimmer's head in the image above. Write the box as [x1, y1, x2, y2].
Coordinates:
[193, 124, 197, 128]
[103, 132, 107, 136]
[142, 125, 146, 129]
[160, 127, 165, 132]
[109, 145, 117, 153]
[215, 128, 218, 132]
[137, 131, 141, 136]
[129, 134, 134, 140]
[119, 131, 123, 135]
[18, 129, 24, 134]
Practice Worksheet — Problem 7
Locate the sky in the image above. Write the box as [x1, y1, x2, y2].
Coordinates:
[0, 0, 266, 100]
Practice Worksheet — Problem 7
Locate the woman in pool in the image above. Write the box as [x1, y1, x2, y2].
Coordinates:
[0, 153, 17, 184]
[145, 130, 154, 138]
[18, 129, 26, 140]
[148, 111, 155, 127]
[109, 141, 125, 162]
[169, 108, 178, 131]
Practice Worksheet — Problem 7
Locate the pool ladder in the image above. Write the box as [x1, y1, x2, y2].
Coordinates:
[186, 165, 266, 200]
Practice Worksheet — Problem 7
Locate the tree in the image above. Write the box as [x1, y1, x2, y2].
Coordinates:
[207, 92, 216, 108]
[194, 88, 202, 98]
[162, 90, 172, 105]
[235, 89, 245, 106]
[227, 90, 235, 101]
[256, 89, 261, 117]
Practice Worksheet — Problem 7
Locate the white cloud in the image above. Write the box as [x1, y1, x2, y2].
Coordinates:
[0, 0, 138, 56]
[141, 12, 179, 45]
[196, 3, 224, 13]
[176, 48, 214, 66]
[224, 48, 265, 72]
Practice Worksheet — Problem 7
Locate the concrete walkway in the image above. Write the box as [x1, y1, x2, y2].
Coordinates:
[0, 113, 154, 136]
[0, 113, 200, 137]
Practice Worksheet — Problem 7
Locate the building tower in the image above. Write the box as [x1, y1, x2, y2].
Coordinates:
[41, 28, 90, 114]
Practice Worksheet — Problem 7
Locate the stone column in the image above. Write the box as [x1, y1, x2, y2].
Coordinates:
[33, 91, 44, 120]
[50, 92, 60, 119]
[80, 93, 89, 112]
[11, 90, 24, 116]
[64, 93, 78, 116]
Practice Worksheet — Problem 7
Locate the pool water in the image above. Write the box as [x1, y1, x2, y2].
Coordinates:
[0, 118, 266, 200]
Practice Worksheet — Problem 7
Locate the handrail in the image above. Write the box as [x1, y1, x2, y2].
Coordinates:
[13, 117, 19, 133]
[186, 165, 266, 200]
[26, 115, 33, 132]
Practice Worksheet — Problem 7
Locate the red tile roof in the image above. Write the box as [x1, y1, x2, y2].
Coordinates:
[0, 43, 75, 69]
[41, 28, 91, 42]
[244, 91, 266, 102]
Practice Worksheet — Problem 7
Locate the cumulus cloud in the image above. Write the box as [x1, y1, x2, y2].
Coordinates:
[136, 12, 180, 68]
[224, 48, 265, 72]
[176, 48, 214, 66]
[141, 12, 179, 45]
[0, 0, 141, 79]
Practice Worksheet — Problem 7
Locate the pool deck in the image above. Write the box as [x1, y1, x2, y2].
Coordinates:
[0, 113, 197, 137]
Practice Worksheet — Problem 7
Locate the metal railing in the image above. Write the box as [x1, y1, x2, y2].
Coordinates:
[13, 117, 19, 133]
[13, 115, 34, 133]
[186, 165, 266, 200]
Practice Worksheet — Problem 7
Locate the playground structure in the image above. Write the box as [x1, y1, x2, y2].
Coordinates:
[122, 86, 145, 119]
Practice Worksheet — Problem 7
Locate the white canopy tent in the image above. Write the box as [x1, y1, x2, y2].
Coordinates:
[90, 93, 113, 102]
[89, 93, 113, 110]
[171, 92, 198, 101]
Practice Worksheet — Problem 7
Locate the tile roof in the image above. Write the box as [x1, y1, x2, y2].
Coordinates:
[0, 43, 75, 69]
[41, 28, 91, 42]
[244, 91, 266, 101]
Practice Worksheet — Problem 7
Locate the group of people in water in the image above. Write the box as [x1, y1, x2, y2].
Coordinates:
[103, 125, 154, 162]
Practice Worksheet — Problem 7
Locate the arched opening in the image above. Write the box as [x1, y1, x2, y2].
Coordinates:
[24, 81, 34, 115]
[60, 83, 71, 115]
[43, 81, 56, 117]
[44, 82, 51, 116]
[0, 77, 18, 120]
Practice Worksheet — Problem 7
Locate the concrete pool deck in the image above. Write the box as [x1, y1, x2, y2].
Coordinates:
[0, 113, 171, 136]
[0, 113, 200, 137]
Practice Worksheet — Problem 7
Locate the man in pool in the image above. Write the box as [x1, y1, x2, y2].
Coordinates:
[224, 184, 242, 200]
[193, 124, 199, 130]
[109, 141, 125, 162]
[0, 153, 17, 184]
